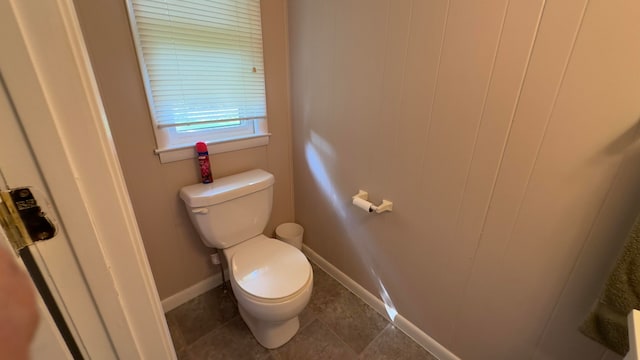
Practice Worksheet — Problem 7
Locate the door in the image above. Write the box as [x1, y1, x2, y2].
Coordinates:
[0, 0, 175, 358]
[0, 73, 117, 358]
[0, 235, 71, 359]
[0, 201, 73, 359]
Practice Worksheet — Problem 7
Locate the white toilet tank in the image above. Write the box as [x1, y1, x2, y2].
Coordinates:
[179, 169, 275, 249]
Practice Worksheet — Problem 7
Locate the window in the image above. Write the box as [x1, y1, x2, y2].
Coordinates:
[127, 0, 269, 162]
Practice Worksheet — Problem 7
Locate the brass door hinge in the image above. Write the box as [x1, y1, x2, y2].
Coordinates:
[0, 188, 57, 252]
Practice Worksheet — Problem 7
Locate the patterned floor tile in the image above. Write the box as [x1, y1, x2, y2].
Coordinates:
[165, 284, 238, 349]
[359, 324, 437, 360]
[185, 317, 274, 360]
[307, 266, 389, 353]
[272, 319, 358, 360]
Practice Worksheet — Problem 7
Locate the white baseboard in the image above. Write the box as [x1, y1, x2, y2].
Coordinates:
[160, 270, 229, 313]
[302, 245, 460, 360]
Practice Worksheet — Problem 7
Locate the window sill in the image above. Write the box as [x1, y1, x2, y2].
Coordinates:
[154, 133, 271, 163]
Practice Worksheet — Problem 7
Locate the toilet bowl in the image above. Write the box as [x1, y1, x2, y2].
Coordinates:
[179, 169, 313, 349]
[225, 235, 312, 348]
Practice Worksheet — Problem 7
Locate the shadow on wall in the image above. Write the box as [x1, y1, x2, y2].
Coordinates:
[600, 118, 640, 159]
[303, 130, 398, 321]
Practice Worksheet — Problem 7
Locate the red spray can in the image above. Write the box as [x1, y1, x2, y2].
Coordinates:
[196, 142, 213, 184]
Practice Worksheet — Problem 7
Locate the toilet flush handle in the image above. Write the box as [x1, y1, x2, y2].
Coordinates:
[191, 208, 208, 214]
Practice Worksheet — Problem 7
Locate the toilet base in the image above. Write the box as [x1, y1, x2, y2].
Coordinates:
[238, 305, 300, 349]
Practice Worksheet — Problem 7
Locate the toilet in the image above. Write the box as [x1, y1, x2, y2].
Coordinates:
[179, 169, 313, 349]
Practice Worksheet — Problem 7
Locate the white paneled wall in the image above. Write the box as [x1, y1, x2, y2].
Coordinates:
[288, 0, 640, 359]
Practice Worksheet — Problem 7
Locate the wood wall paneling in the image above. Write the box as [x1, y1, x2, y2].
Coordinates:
[289, 0, 640, 358]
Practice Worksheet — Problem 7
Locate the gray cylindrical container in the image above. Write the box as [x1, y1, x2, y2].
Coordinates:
[275, 223, 304, 250]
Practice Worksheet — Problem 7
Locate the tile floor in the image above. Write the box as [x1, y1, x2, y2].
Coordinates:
[166, 263, 437, 360]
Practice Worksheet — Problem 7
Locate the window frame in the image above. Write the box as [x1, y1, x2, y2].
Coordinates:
[124, 0, 271, 163]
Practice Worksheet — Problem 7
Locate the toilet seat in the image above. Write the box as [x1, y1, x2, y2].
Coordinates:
[230, 236, 311, 300]
[234, 272, 312, 304]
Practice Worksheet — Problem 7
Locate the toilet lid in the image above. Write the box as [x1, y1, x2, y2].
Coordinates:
[231, 239, 311, 300]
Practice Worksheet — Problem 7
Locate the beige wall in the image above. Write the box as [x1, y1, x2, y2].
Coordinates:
[289, 0, 640, 359]
[72, 0, 294, 299]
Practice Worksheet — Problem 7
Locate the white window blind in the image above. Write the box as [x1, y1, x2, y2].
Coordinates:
[128, 0, 268, 157]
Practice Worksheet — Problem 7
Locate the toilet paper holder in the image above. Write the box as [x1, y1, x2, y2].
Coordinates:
[352, 190, 393, 214]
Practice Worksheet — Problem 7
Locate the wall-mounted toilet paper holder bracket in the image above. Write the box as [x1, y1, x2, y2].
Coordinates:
[352, 190, 393, 214]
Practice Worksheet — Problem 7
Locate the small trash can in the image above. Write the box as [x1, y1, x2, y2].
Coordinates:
[275, 222, 304, 250]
